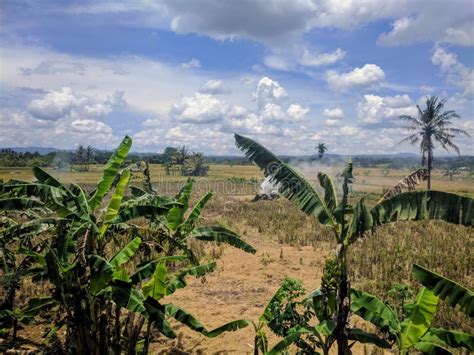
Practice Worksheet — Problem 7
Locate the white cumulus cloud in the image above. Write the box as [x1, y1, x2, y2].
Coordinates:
[326, 64, 385, 91]
[431, 47, 473, 98]
[27, 87, 126, 121]
[70, 119, 113, 134]
[171, 92, 228, 123]
[253, 76, 287, 109]
[300, 48, 346, 67]
[287, 104, 310, 121]
[263, 55, 292, 71]
[357, 94, 417, 124]
[28, 87, 87, 120]
[323, 107, 344, 119]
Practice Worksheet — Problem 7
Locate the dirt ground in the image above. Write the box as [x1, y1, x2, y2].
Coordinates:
[152, 231, 330, 354]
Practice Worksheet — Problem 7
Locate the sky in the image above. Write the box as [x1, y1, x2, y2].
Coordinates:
[0, 0, 473, 155]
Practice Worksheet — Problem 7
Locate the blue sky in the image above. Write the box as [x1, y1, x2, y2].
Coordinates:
[0, 0, 473, 155]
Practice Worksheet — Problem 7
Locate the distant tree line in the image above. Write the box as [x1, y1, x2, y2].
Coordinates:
[0, 149, 57, 168]
[1, 146, 472, 172]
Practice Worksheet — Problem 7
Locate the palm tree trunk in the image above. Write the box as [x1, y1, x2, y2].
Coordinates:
[427, 148, 432, 189]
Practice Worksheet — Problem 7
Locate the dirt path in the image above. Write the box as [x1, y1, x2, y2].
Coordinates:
[153, 232, 330, 354]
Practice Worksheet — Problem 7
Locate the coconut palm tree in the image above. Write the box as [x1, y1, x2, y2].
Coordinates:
[316, 143, 327, 159]
[85, 145, 95, 171]
[399, 96, 469, 189]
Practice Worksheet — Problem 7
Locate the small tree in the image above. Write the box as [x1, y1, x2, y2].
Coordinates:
[443, 167, 460, 181]
[76, 145, 86, 171]
[182, 152, 209, 177]
[85, 145, 95, 171]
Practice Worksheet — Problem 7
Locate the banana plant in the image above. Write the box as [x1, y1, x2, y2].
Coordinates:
[252, 278, 322, 355]
[351, 264, 474, 354]
[155, 179, 256, 262]
[234, 133, 474, 354]
[92, 250, 250, 354]
[0, 136, 254, 353]
[252, 277, 389, 355]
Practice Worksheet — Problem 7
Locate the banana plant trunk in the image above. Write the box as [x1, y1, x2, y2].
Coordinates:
[335, 244, 351, 355]
[335, 174, 351, 355]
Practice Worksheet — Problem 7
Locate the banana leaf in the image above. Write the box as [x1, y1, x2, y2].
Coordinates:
[371, 190, 473, 227]
[89, 136, 132, 211]
[190, 225, 256, 254]
[412, 264, 474, 318]
[422, 328, 474, 351]
[400, 288, 439, 349]
[235, 134, 336, 227]
[99, 169, 131, 237]
[350, 289, 400, 335]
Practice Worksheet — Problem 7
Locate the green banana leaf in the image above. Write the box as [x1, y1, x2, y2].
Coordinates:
[266, 328, 311, 355]
[142, 263, 168, 301]
[400, 288, 439, 349]
[234, 134, 336, 227]
[413, 341, 452, 354]
[422, 328, 474, 351]
[348, 328, 391, 348]
[412, 263, 474, 317]
[166, 262, 217, 295]
[204, 319, 252, 338]
[190, 225, 256, 254]
[350, 289, 401, 335]
[130, 256, 188, 284]
[99, 169, 131, 237]
[0, 197, 45, 211]
[167, 180, 193, 231]
[89, 135, 132, 211]
[98, 280, 146, 314]
[109, 237, 142, 269]
[317, 172, 338, 212]
[371, 190, 473, 227]
[180, 191, 213, 233]
[347, 199, 373, 242]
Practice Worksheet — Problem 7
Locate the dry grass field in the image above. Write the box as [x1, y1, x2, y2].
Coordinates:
[1, 163, 473, 196]
[2, 163, 474, 353]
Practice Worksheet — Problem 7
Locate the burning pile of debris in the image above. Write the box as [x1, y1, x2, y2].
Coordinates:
[252, 177, 280, 202]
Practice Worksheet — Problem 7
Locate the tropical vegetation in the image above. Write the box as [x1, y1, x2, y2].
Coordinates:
[0, 136, 253, 353]
[235, 133, 473, 354]
[0, 133, 472, 353]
